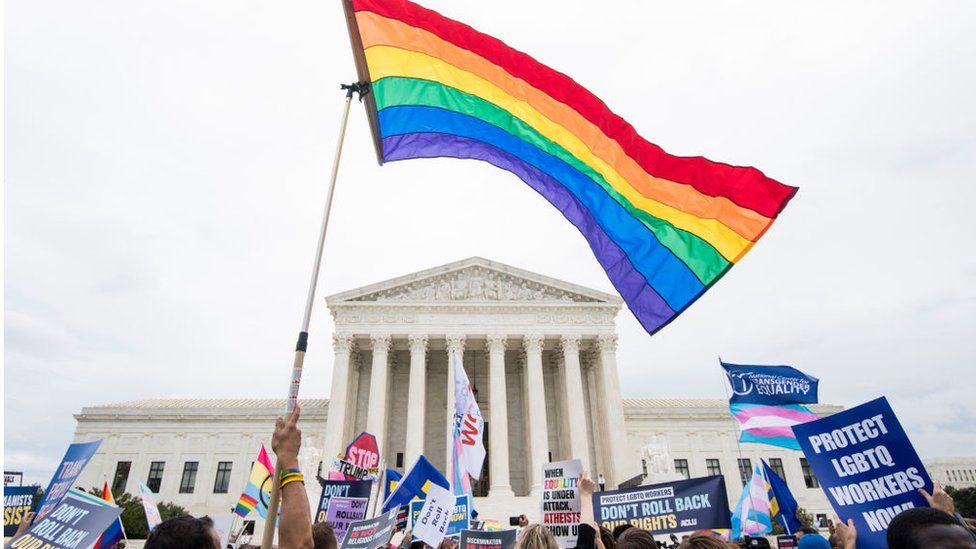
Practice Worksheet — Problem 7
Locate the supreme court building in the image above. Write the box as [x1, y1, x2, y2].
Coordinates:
[70, 257, 872, 532]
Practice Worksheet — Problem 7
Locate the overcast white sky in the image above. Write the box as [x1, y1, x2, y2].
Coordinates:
[5, 0, 975, 484]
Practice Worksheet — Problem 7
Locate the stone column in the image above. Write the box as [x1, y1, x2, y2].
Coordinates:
[323, 333, 354, 462]
[445, 335, 466, 470]
[524, 334, 549, 497]
[366, 334, 392, 454]
[487, 334, 513, 497]
[583, 353, 606, 477]
[596, 334, 630, 488]
[404, 335, 428, 467]
[343, 349, 361, 448]
[560, 335, 590, 470]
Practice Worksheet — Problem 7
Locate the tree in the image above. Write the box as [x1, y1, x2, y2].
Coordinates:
[87, 487, 188, 538]
[946, 486, 976, 519]
[770, 506, 817, 535]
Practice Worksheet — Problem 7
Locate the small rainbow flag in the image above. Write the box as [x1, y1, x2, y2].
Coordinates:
[234, 444, 275, 518]
[343, 0, 797, 334]
[94, 482, 125, 549]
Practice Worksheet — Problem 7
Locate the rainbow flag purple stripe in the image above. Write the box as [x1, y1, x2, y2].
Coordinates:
[730, 403, 818, 450]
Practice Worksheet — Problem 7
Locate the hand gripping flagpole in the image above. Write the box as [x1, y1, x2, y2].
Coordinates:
[261, 81, 366, 549]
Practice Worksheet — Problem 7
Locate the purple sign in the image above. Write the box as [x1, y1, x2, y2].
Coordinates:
[326, 496, 369, 543]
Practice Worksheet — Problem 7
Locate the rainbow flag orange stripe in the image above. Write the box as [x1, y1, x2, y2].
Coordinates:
[344, 0, 796, 333]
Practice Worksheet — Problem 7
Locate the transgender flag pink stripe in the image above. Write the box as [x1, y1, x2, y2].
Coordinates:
[733, 405, 816, 424]
[743, 425, 798, 439]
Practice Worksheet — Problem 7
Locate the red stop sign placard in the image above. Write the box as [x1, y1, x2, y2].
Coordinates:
[344, 432, 380, 471]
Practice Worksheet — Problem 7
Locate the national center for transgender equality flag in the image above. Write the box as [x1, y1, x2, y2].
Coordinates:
[722, 361, 819, 450]
[341, 0, 797, 335]
[234, 444, 275, 518]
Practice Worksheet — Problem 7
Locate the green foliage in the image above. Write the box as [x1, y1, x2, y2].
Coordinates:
[86, 486, 188, 539]
[796, 507, 817, 529]
[946, 486, 976, 519]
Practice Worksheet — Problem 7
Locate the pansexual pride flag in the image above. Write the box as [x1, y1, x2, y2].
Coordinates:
[342, 0, 797, 334]
[234, 444, 275, 518]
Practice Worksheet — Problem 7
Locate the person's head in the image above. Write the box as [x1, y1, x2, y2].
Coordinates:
[797, 533, 830, 549]
[827, 534, 841, 549]
[515, 524, 558, 549]
[887, 507, 976, 549]
[612, 524, 634, 540]
[437, 538, 457, 549]
[599, 526, 616, 549]
[616, 527, 656, 549]
[144, 516, 219, 549]
[677, 533, 729, 549]
[312, 522, 338, 549]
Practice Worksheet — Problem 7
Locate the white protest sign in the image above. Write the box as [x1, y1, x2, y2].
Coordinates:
[540, 459, 582, 548]
[413, 482, 454, 548]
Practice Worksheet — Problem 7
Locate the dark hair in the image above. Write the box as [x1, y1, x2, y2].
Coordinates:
[887, 507, 962, 549]
[313, 522, 338, 549]
[599, 526, 616, 549]
[145, 516, 216, 549]
[612, 524, 634, 540]
[617, 527, 656, 549]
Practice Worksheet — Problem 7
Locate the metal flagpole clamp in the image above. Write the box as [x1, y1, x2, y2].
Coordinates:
[341, 81, 369, 101]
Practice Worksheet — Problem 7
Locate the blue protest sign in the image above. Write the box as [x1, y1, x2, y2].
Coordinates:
[592, 475, 731, 535]
[7, 495, 121, 549]
[791, 397, 932, 549]
[34, 439, 102, 518]
[4, 486, 39, 537]
[722, 362, 819, 405]
[316, 479, 373, 523]
[410, 493, 471, 536]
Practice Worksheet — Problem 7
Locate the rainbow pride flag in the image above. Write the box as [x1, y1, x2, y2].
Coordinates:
[94, 482, 125, 549]
[234, 444, 275, 518]
[342, 0, 797, 334]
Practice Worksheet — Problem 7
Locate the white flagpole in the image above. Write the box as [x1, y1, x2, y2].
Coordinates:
[261, 82, 364, 549]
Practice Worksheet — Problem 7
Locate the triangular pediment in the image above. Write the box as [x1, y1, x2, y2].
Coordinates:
[326, 257, 621, 306]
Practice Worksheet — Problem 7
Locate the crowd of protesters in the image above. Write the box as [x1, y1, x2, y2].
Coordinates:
[133, 406, 976, 549]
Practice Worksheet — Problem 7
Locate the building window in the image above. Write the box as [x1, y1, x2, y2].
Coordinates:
[769, 458, 786, 480]
[815, 514, 828, 527]
[180, 462, 199, 494]
[800, 458, 819, 488]
[112, 462, 131, 494]
[738, 459, 752, 486]
[214, 462, 233, 494]
[674, 459, 690, 479]
[396, 453, 404, 468]
[147, 462, 165, 493]
[706, 459, 722, 477]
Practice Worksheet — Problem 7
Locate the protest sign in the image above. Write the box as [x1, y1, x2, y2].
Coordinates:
[316, 479, 373, 523]
[339, 508, 399, 549]
[4, 486, 39, 537]
[412, 482, 455, 547]
[5, 471, 24, 486]
[541, 459, 582, 548]
[459, 528, 517, 549]
[395, 505, 410, 532]
[592, 475, 731, 535]
[327, 497, 370, 543]
[7, 495, 121, 549]
[139, 483, 163, 530]
[333, 457, 378, 481]
[410, 493, 471, 536]
[34, 440, 102, 518]
[792, 396, 932, 549]
[345, 433, 381, 471]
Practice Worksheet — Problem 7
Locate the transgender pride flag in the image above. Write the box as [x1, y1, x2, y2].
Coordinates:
[722, 361, 819, 450]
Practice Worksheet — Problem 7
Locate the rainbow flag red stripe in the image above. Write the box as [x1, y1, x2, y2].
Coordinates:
[344, 0, 797, 333]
